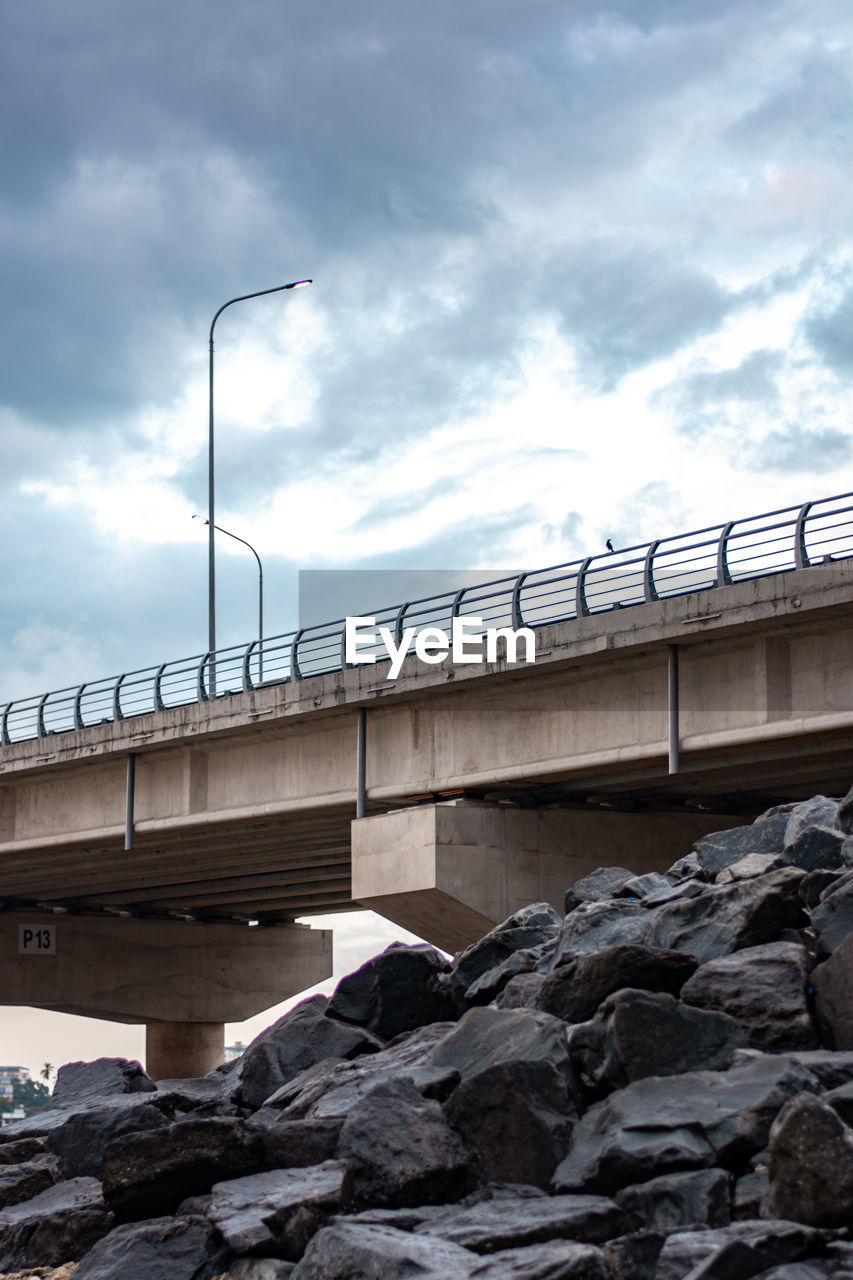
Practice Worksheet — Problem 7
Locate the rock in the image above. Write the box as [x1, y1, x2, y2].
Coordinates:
[448, 905, 563, 1004]
[207, 1162, 353, 1261]
[692, 809, 790, 875]
[551, 1054, 816, 1195]
[826, 1079, 853, 1126]
[601, 1232, 663, 1280]
[290, 1221, 475, 1279]
[0, 1159, 59, 1209]
[325, 942, 454, 1039]
[716, 853, 782, 884]
[410, 1192, 635, 1251]
[495, 972, 549, 1009]
[811, 935, 853, 1049]
[0, 1177, 114, 1272]
[567, 989, 745, 1100]
[102, 1116, 264, 1221]
[810, 870, 853, 955]
[799, 868, 844, 909]
[224, 1261, 297, 1279]
[766, 1091, 853, 1227]
[232, 1000, 384, 1110]
[72, 1214, 228, 1280]
[156, 1077, 234, 1113]
[536, 944, 698, 1025]
[613, 1169, 731, 1233]
[0, 1138, 48, 1162]
[0, 1091, 173, 1144]
[732, 1164, 767, 1220]
[564, 868, 634, 913]
[430, 1007, 574, 1187]
[552, 901, 651, 964]
[52, 1058, 156, 1105]
[466, 1240, 608, 1279]
[614, 872, 675, 900]
[337, 1077, 474, 1208]
[646, 868, 806, 963]
[45, 1097, 170, 1179]
[257, 1118, 345, 1171]
[654, 1221, 832, 1280]
[781, 796, 846, 871]
[464, 942, 555, 1006]
[680, 941, 817, 1051]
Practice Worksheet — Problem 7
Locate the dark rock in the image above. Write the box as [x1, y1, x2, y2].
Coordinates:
[836, 780, 853, 834]
[448, 904, 563, 1003]
[0, 1159, 59, 1209]
[732, 1165, 767, 1221]
[680, 941, 817, 1051]
[290, 1221, 475, 1278]
[826, 1079, 853, 1126]
[766, 1091, 853, 1227]
[72, 1214, 228, 1280]
[410, 1192, 635, 1251]
[226, 1261, 297, 1279]
[667, 851, 711, 882]
[646, 868, 806, 963]
[614, 1168, 731, 1233]
[0, 1176, 114, 1272]
[536, 944, 698, 1025]
[810, 932, 853, 1049]
[799, 868, 845, 909]
[716, 853, 782, 884]
[567, 989, 745, 1100]
[752, 1047, 853, 1091]
[810, 870, 853, 955]
[692, 809, 790, 875]
[207, 1161, 353, 1261]
[495, 972, 549, 1009]
[551, 1054, 816, 1195]
[103, 1115, 264, 1221]
[259, 1118, 345, 1171]
[601, 1232, 663, 1280]
[654, 1221, 833, 1280]
[431, 1007, 574, 1188]
[552, 901, 651, 964]
[642, 878, 709, 906]
[337, 1077, 474, 1208]
[156, 1077, 235, 1113]
[52, 1057, 156, 1105]
[0, 1091, 173, 1143]
[614, 872, 675, 900]
[466, 1240, 608, 1278]
[325, 942, 454, 1040]
[0, 1137, 47, 1162]
[564, 867, 634, 913]
[45, 1097, 169, 1179]
[781, 796, 846, 871]
[232, 1000, 384, 1110]
[464, 941, 555, 1006]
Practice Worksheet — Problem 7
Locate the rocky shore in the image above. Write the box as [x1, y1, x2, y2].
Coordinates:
[2, 788, 853, 1279]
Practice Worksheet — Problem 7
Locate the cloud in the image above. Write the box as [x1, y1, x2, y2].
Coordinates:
[804, 283, 853, 377]
[747, 423, 853, 474]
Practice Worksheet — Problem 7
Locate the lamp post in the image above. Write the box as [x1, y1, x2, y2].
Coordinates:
[207, 279, 311, 690]
[193, 517, 265, 681]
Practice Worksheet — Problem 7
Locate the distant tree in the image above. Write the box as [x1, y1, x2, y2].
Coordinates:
[41, 1063, 53, 1083]
[12, 1076, 50, 1109]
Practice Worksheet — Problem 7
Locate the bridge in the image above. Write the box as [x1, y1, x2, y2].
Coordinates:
[2, 493, 852, 1076]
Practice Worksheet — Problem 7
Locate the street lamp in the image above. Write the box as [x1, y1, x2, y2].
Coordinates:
[207, 279, 311, 689]
[193, 516, 265, 681]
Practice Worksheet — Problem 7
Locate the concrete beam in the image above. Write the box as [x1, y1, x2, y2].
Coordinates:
[352, 799, 740, 952]
[0, 913, 331, 1023]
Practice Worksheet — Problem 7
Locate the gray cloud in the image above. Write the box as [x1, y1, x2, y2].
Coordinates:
[748, 424, 853, 474]
[804, 284, 853, 378]
[653, 349, 786, 438]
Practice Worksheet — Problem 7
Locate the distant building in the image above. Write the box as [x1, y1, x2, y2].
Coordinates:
[0, 1066, 29, 1097]
[0, 1105, 25, 1128]
[224, 1042, 245, 1063]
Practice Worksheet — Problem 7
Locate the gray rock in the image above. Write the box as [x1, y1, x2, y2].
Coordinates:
[291, 1221, 475, 1279]
[72, 1214, 228, 1280]
[552, 901, 651, 964]
[564, 868, 634, 913]
[410, 1192, 634, 1251]
[614, 872, 676, 900]
[0, 1091, 173, 1143]
[601, 1232, 663, 1280]
[431, 1007, 574, 1188]
[646, 868, 806, 963]
[225, 1262, 297, 1279]
[449, 904, 563, 1003]
[325, 942, 454, 1040]
[654, 1221, 833, 1280]
[680, 941, 817, 1051]
[692, 809, 790, 875]
[53, 1057, 156, 1105]
[826, 1079, 853, 1126]
[258, 1118, 345, 1171]
[614, 1169, 730, 1233]
[207, 1162, 353, 1260]
[567, 989, 745, 1100]
[0, 1176, 114, 1272]
[799, 868, 844, 909]
[467, 1240, 608, 1279]
[716, 853, 782, 884]
[156, 1077, 234, 1113]
[45, 1097, 170, 1178]
[732, 1165, 767, 1221]
[0, 1137, 48, 1162]
[766, 1091, 853, 1227]
[782, 796, 844, 872]
[551, 1054, 816, 1195]
[465, 941, 555, 1006]
[536, 944, 698, 1025]
[233, 1000, 384, 1110]
[337, 1077, 474, 1208]
[0, 1158, 59, 1209]
[495, 972, 549, 1009]
[810, 869, 853, 955]
[103, 1115, 264, 1221]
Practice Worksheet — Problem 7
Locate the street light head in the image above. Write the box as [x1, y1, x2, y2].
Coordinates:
[285, 279, 312, 289]
[192, 513, 211, 526]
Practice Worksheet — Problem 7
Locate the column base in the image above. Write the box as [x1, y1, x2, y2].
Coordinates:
[146, 1020, 225, 1080]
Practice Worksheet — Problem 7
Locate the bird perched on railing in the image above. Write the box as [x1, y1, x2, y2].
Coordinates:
[606, 539, 614, 552]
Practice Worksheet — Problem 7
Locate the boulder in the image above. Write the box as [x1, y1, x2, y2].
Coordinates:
[224, 1262, 297, 1279]
[257, 1118, 345, 1171]
[766, 1091, 853, 1227]
[613, 1169, 731, 1233]
[465, 1240, 608, 1278]
[780, 796, 845, 871]
[567, 990, 746, 1100]
[564, 868, 634, 913]
[716, 852, 782, 884]
[325, 942, 455, 1039]
[646, 868, 806, 963]
[52, 1058, 156, 1105]
[336, 1077, 474, 1207]
[0, 1158, 59, 1209]
[654, 1220, 833, 1280]
[810, 870, 853, 955]
[103, 1116, 264, 1221]
[613, 872, 675, 900]
[536, 944, 698, 1025]
[0, 1137, 47, 1163]
[680, 941, 817, 1051]
[0, 1177, 114, 1272]
[691, 809, 791, 875]
[207, 1162, 353, 1261]
[552, 901, 651, 964]
[448, 904, 563, 1003]
[601, 1231, 663, 1280]
[464, 941, 555, 1006]
[45, 1097, 170, 1179]
[409, 1192, 634, 1252]
[72, 1214, 228, 1280]
[0, 1091, 173, 1144]
[495, 972, 549, 1010]
[291, 1221, 476, 1279]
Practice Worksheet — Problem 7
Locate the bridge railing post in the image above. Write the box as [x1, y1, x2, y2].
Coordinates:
[716, 521, 734, 588]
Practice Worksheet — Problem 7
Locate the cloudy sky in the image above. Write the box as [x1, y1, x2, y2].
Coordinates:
[3, 0, 852, 1075]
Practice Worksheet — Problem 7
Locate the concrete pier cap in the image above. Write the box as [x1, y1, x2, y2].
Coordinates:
[1, 913, 332, 1079]
[352, 798, 737, 953]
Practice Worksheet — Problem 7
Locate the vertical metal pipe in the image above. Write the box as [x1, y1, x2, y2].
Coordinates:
[667, 645, 679, 775]
[125, 753, 136, 851]
[208, 330, 216, 698]
[356, 707, 367, 819]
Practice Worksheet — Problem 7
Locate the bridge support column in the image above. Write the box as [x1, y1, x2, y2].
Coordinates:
[146, 1020, 225, 1080]
[352, 799, 740, 952]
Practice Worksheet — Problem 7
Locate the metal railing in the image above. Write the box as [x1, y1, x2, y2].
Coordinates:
[2, 492, 852, 747]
